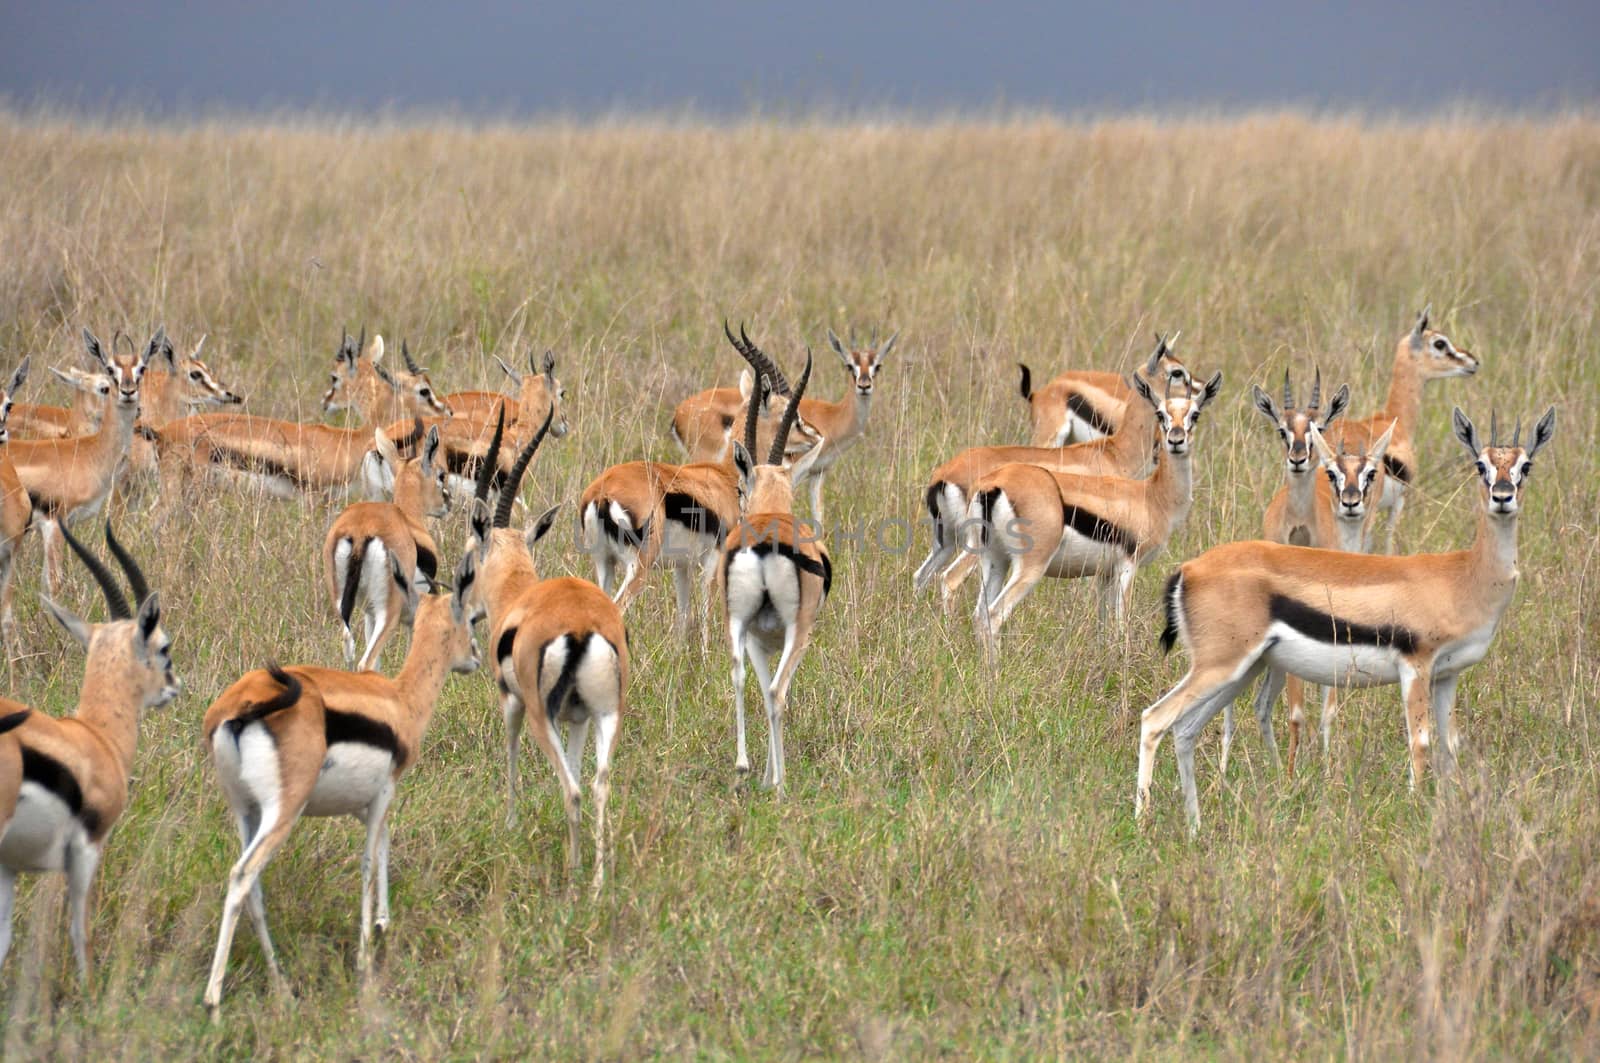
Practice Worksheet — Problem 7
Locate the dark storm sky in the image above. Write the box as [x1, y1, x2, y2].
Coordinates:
[2, 1, 1597, 116]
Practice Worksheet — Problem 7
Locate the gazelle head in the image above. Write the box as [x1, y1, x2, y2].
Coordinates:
[1452, 406, 1556, 519]
[0, 357, 29, 445]
[43, 521, 181, 710]
[1252, 367, 1352, 476]
[323, 329, 453, 419]
[83, 326, 155, 411]
[371, 422, 450, 517]
[412, 550, 483, 675]
[321, 327, 365, 413]
[826, 327, 897, 398]
[164, 334, 244, 407]
[728, 329, 825, 512]
[1132, 368, 1224, 457]
[494, 348, 570, 439]
[1310, 419, 1392, 525]
[1405, 305, 1480, 380]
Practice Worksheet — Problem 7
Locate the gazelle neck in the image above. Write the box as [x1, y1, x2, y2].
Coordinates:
[1470, 508, 1521, 584]
[139, 369, 183, 427]
[1105, 395, 1157, 470]
[1282, 467, 1318, 526]
[355, 368, 395, 426]
[1149, 441, 1194, 526]
[75, 662, 143, 777]
[393, 604, 454, 746]
[391, 467, 428, 525]
[1382, 342, 1423, 443]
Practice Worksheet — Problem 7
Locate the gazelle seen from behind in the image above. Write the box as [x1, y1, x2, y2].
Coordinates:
[201, 552, 480, 1019]
[463, 408, 628, 890]
[0, 522, 180, 981]
[1138, 406, 1555, 833]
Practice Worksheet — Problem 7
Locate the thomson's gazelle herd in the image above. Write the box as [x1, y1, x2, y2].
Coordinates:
[0, 303, 1555, 1010]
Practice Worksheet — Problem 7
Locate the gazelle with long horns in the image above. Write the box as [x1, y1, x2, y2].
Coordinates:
[323, 423, 450, 669]
[1138, 406, 1555, 833]
[718, 335, 831, 791]
[0, 522, 180, 981]
[322, 330, 453, 425]
[7, 327, 154, 592]
[201, 553, 480, 1019]
[968, 371, 1224, 657]
[917, 334, 1185, 609]
[1336, 306, 1480, 552]
[463, 407, 628, 889]
[1017, 339, 1195, 447]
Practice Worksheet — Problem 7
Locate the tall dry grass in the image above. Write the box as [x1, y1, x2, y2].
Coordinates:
[0, 109, 1597, 1057]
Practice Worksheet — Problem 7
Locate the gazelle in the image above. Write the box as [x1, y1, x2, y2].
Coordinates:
[429, 348, 570, 497]
[0, 359, 34, 646]
[968, 371, 1224, 657]
[439, 348, 562, 426]
[916, 335, 1183, 608]
[201, 553, 480, 1019]
[1338, 306, 1480, 552]
[1137, 406, 1555, 833]
[7, 327, 153, 592]
[463, 407, 628, 889]
[324, 424, 449, 669]
[1018, 339, 1194, 447]
[719, 339, 831, 792]
[322, 330, 453, 425]
[0, 522, 180, 981]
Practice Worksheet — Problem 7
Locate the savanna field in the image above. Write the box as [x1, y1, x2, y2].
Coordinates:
[1, 110, 1598, 1057]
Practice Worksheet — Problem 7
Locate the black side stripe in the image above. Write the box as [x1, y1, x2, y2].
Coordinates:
[21, 747, 100, 836]
[663, 491, 722, 540]
[497, 626, 518, 669]
[1383, 454, 1412, 486]
[0, 708, 29, 734]
[1065, 392, 1115, 435]
[413, 542, 438, 584]
[1061, 504, 1139, 555]
[444, 448, 509, 495]
[26, 491, 59, 518]
[202, 443, 312, 489]
[325, 708, 406, 762]
[1268, 594, 1418, 655]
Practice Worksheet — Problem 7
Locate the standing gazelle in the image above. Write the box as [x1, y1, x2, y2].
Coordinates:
[1137, 406, 1555, 833]
[1018, 339, 1194, 447]
[719, 337, 831, 792]
[0, 359, 35, 646]
[201, 553, 480, 1019]
[0, 522, 180, 981]
[463, 408, 628, 889]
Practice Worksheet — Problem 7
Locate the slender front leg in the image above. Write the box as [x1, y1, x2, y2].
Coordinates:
[65, 837, 101, 984]
[38, 517, 60, 596]
[1430, 671, 1461, 776]
[502, 691, 526, 827]
[1249, 667, 1286, 774]
[1113, 559, 1136, 626]
[0, 866, 15, 968]
[1398, 661, 1433, 789]
[375, 819, 392, 932]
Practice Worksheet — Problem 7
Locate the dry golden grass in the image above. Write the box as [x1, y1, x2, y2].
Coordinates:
[0, 108, 1598, 1057]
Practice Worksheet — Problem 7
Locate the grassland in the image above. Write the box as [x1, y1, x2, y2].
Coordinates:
[0, 109, 1597, 1058]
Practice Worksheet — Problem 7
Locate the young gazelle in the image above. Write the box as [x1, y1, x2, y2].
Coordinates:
[462, 409, 628, 888]
[916, 335, 1184, 607]
[1338, 306, 1480, 552]
[7, 327, 153, 593]
[719, 342, 832, 792]
[1018, 340, 1195, 447]
[201, 553, 480, 1018]
[321, 330, 453, 425]
[0, 522, 180, 981]
[0, 359, 35, 646]
[323, 424, 449, 669]
[969, 372, 1223, 657]
[1138, 406, 1555, 832]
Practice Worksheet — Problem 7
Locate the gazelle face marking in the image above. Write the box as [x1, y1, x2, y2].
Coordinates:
[84, 327, 152, 410]
[1253, 370, 1351, 477]
[1311, 419, 1392, 526]
[828, 329, 896, 397]
[1137, 370, 1223, 457]
[1452, 406, 1556, 519]
[183, 358, 243, 406]
[1409, 307, 1480, 380]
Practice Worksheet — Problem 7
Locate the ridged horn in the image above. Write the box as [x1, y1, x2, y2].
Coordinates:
[1281, 368, 1294, 411]
[474, 404, 507, 506]
[402, 339, 421, 374]
[769, 350, 812, 466]
[1309, 367, 1322, 412]
[494, 406, 553, 528]
[1490, 410, 1500, 447]
[59, 522, 131, 620]
[104, 520, 150, 607]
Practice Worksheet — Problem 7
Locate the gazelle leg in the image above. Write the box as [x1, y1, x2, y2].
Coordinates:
[1252, 667, 1285, 773]
[528, 719, 584, 881]
[1171, 671, 1257, 832]
[671, 563, 693, 639]
[1285, 676, 1308, 774]
[0, 545, 17, 652]
[1113, 559, 1136, 626]
[0, 866, 14, 968]
[729, 617, 751, 778]
[1137, 661, 1257, 823]
[64, 836, 101, 984]
[592, 549, 615, 597]
[563, 716, 591, 783]
[745, 633, 778, 789]
[938, 552, 979, 614]
[1430, 671, 1461, 776]
[205, 807, 300, 1019]
[591, 708, 621, 894]
[697, 554, 718, 651]
[1321, 684, 1340, 766]
[501, 691, 526, 827]
[766, 628, 813, 794]
[233, 811, 283, 987]
[358, 783, 394, 975]
[375, 819, 392, 931]
[1398, 661, 1433, 790]
[358, 590, 402, 672]
[38, 517, 59, 596]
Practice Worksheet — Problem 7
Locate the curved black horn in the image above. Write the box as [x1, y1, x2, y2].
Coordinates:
[1309, 367, 1322, 412]
[357, 326, 366, 359]
[475, 404, 507, 506]
[1281, 368, 1294, 411]
[59, 522, 131, 620]
[743, 357, 762, 459]
[769, 350, 812, 466]
[402, 339, 421, 374]
[1513, 416, 1523, 447]
[494, 406, 554, 528]
[1490, 410, 1499, 447]
[104, 521, 150, 607]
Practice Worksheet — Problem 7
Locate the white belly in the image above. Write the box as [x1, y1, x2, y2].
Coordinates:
[1263, 623, 1402, 688]
[1433, 618, 1499, 675]
[0, 783, 77, 871]
[1045, 528, 1123, 579]
[302, 744, 394, 818]
[662, 523, 717, 570]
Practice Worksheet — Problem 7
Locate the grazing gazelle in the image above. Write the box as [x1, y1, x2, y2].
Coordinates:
[0, 359, 35, 646]
[200, 553, 480, 1019]
[7, 327, 154, 592]
[464, 407, 628, 889]
[719, 340, 831, 792]
[968, 371, 1224, 657]
[0, 522, 180, 981]
[322, 330, 453, 425]
[916, 334, 1184, 608]
[1018, 337, 1194, 447]
[1138, 406, 1555, 833]
[323, 423, 449, 669]
[1337, 306, 1480, 552]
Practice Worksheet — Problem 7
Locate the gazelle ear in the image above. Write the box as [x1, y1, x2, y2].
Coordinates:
[421, 425, 441, 470]
[827, 328, 848, 362]
[1250, 384, 1281, 426]
[1130, 372, 1157, 408]
[83, 327, 109, 369]
[875, 330, 898, 362]
[732, 441, 756, 487]
[788, 438, 827, 483]
[6, 357, 29, 397]
[40, 594, 91, 649]
[140, 326, 165, 370]
[1451, 406, 1481, 459]
[1410, 305, 1431, 350]
[372, 427, 401, 469]
[540, 349, 556, 381]
[524, 504, 561, 550]
[369, 334, 385, 364]
[1196, 371, 1224, 410]
[451, 550, 478, 620]
[1527, 406, 1557, 459]
[136, 592, 162, 644]
[1369, 419, 1397, 464]
[1321, 384, 1351, 429]
[1307, 422, 1338, 467]
[493, 355, 522, 384]
[372, 360, 397, 387]
[468, 498, 492, 555]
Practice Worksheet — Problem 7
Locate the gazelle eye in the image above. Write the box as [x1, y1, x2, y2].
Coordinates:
[189, 370, 202, 380]
[1433, 339, 1448, 351]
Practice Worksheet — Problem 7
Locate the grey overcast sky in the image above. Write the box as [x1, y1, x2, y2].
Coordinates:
[2, 1, 1597, 117]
